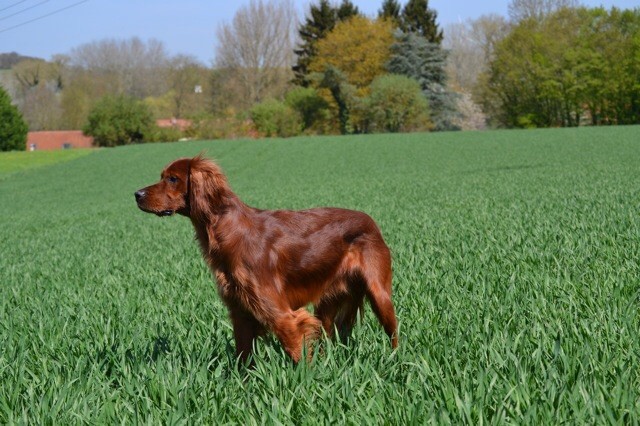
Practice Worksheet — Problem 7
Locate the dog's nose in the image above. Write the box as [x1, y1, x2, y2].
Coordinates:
[134, 190, 146, 201]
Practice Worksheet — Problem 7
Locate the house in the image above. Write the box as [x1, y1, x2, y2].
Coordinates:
[156, 118, 192, 132]
[26, 131, 94, 151]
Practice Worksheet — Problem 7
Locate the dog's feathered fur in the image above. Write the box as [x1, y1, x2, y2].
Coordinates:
[135, 155, 398, 362]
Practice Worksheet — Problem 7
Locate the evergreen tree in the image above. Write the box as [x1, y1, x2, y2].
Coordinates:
[378, 0, 401, 22]
[293, 0, 338, 86]
[401, 0, 444, 44]
[0, 86, 28, 152]
[336, 0, 360, 21]
[387, 31, 458, 130]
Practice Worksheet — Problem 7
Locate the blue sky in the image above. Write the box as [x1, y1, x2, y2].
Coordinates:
[1, 0, 637, 64]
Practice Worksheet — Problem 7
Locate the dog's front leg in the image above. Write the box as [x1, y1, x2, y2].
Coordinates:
[228, 304, 265, 366]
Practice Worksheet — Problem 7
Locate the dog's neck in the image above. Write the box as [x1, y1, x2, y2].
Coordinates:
[189, 194, 254, 270]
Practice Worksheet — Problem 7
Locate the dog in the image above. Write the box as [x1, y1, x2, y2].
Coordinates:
[135, 155, 398, 363]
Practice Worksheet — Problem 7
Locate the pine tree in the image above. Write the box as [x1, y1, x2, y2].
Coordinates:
[387, 31, 458, 130]
[401, 0, 444, 44]
[378, 0, 401, 23]
[0, 86, 28, 151]
[336, 0, 359, 21]
[293, 0, 338, 86]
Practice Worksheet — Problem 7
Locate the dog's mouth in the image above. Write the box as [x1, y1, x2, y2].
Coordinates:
[137, 204, 174, 217]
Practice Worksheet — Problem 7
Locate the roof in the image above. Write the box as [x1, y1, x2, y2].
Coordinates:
[26, 131, 94, 151]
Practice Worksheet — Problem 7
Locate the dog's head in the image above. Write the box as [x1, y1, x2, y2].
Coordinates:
[135, 155, 230, 219]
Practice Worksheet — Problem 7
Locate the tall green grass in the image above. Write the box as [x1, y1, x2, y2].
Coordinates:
[1, 127, 639, 423]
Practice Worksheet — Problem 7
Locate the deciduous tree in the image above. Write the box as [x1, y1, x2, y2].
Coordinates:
[69, 37, 169, 99]
[293, 0, 358, 87]
[83, 95, 154, 147]
[508, 0, 581, 22]
[368, 74, 430, 132]
[309, 16, 394, 91]
[479, 7, 640, 128]
[166, 55, 208, 119]
[215, 0, 297, 108]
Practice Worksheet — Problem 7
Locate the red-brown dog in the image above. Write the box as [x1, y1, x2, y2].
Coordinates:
[135, 155, 398, 363]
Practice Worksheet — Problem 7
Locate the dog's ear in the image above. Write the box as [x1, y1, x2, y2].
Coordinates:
[188, 155, 231, 220]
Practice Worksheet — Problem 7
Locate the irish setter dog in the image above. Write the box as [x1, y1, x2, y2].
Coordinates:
[135, 155, 398, 363]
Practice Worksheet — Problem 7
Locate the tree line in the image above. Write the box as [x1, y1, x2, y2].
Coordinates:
[1, 0, 639, 150]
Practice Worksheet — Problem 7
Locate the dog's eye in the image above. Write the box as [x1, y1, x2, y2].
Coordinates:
[167, 176, 178, 183]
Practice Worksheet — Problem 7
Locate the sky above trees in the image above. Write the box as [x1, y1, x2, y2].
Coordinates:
[0, 0, 637, 64]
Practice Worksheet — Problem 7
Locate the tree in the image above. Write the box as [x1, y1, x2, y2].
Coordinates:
[83, 95, 154, 147]
[0, 52, 40, 70]
[401, 0, 443, 44]
[166, 55, 208, 119]
[60, 69, 99, 130]
[378, 0, 401, 23]
[250, 99, 302, 137]
[308, 16, 395, 134]
[579, 7, 640, 125]
[11, 58, 65, 130]
[442, 15, 508, 129]
[69, 37, 169, 99]
[215, 0, 297, 108]
[19, 85, 62, 131]
[0, 86, 28, 151]
[336, 0, 359, 20]
[293, 0, 345, 86]
[309, 16, 395, 90]
[477, 7, 640, 127]
[368, 74, 430, 132]
[443, 21, 484, 92]
[508, 0, 581, 22]
[13, 59, 48, 91]
[315, 66, 355, 134]
[477, 7, 640, 128]
[388, 31, 459, 130]
[285, 86, 329, 131]
[470, 15, 511, 65]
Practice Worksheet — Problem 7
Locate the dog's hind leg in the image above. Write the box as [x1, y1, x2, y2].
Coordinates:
[315, 286, 365, 343]
[314, 297, 340, 338]
[333, 287, 365, 343]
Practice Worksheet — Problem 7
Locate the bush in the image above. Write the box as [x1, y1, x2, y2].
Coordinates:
[368, 74, 431, 133]
[83, 95, 154, 147]
[144, 126, 185, 143]
[250, 100, 302, 138]
[189, 110, 258, 140]
[284, 87, 329, 132]
[0, 86, 28, 151]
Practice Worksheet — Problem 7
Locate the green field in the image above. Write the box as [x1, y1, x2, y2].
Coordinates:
[1, 127, 639, 423]
[0, 149, 95, 180]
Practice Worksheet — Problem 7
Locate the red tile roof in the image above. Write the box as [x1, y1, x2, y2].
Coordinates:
[27, 131, 94, 151]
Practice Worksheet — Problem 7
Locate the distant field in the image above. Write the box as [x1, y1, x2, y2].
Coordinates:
[0, 127, 639, 423]
[0, 148, 95, 180]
